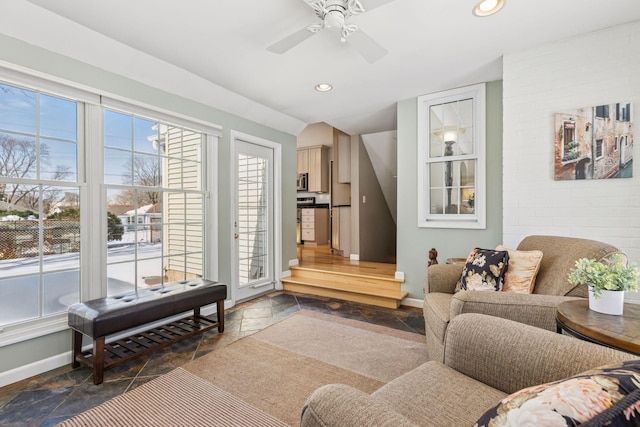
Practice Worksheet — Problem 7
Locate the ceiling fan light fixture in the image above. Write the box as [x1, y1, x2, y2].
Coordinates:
[324, 9, 345, 29]
[473, 0, 504, 17]
[315, 83, 333, 92]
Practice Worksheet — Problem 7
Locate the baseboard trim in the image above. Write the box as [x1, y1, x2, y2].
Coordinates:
[400, 297, 423, 308]
[277, 270, 290, 290]
[0, 351, 71, 388]
[288, 258, 299, 267]
[349, 254, 359, 261]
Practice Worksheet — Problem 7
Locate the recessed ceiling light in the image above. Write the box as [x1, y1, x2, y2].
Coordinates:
[473, 0, 504, 17]
[314, 83, 333, 92]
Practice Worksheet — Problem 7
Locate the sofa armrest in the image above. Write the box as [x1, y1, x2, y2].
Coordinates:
[301, 384, 418, 427]
[444, 313, 634, 395]
[450, 291, 583, 332]
[426, 264, 464, 294]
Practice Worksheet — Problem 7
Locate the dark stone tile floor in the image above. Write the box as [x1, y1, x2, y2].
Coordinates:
[0, 291, 425, 426]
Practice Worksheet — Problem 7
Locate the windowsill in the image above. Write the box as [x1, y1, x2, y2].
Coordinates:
[0, 315, 68, 348]
[419, 219, 486, 229]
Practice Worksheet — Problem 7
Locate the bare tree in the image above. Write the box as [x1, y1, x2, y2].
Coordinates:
[121, 155, 161, 205]
[0, 135, 39, 203]
[113, 189, 159, 207]
[0, 135, 73, 213]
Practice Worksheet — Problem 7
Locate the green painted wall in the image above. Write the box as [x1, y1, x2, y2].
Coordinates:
[0, 34, 298, 374]
[396, 80, 503, 299]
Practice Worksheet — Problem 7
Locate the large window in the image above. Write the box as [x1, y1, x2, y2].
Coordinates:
[0, 82, 81, 326]
[417, 84, 486, 229]
[104, 110, 206, 295]
[0, 71, 218, 344]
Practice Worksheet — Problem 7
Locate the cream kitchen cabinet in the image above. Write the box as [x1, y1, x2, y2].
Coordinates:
[297, 146, 329, 193]
[331, 206, 351, 257]
[331, 131, 350, 206]
[334, 130, 351, 184]
[297, 149, 309, 174]
[300, 208, 329, 245]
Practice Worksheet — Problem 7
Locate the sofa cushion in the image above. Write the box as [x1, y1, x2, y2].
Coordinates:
[496, 245, 543, 294]
[475, 359, 640, 427]
[374, 361, 507, 426]
[457, 248, 509, 292]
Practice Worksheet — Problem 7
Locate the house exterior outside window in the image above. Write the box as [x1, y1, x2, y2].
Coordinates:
[0, 81, 82, 327]
[104, 110, 206, 295]
[417, 83, 486, 229]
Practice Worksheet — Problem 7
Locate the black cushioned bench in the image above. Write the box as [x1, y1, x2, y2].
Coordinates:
[68, 278, 227, 384]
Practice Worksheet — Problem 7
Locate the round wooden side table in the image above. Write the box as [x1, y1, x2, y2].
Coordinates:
[556, 299, 640, 355]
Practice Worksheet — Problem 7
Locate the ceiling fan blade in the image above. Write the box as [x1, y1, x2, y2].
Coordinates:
[359, 0, 396, 12]
[348, 28, 387, 63]
[267, 27, 317, 54]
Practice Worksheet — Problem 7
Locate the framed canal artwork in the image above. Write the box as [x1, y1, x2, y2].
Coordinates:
[554, 102, 633, 180]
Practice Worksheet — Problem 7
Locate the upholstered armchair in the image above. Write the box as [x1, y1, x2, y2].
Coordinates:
[423, 235, 625, 362]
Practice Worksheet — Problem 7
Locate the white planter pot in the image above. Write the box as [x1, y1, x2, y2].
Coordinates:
[588, 288, 624, 315]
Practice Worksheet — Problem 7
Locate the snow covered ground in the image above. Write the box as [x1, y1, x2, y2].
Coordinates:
[0, 242, 162, 325]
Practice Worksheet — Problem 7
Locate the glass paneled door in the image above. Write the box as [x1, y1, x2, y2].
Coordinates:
[233, 139, 274, 301]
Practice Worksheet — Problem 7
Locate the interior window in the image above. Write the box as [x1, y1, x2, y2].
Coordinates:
[417, 83, 486, 229]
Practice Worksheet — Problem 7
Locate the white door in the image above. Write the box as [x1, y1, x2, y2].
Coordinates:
[232, 138, 275, 301]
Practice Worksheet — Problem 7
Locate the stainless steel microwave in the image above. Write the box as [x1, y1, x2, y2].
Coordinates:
[296, 173, 308, 191]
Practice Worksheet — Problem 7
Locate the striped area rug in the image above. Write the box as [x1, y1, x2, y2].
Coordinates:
[58, 368, 287, 427]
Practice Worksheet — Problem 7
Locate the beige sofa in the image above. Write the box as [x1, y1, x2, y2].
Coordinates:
[424, 235, 624, 362]
[301, 313, 633, 427]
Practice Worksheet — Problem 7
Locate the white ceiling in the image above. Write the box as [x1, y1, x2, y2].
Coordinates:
[3, 0, 640, 136]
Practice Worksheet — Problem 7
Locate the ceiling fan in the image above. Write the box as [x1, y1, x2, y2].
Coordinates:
[267, 0, 395, 63]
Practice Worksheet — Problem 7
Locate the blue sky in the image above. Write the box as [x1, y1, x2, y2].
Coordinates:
[0, 84, 162, 186]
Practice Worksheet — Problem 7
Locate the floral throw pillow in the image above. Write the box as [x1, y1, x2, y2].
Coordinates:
[475, 359, 640, 427]
[456, 248, 509, 292]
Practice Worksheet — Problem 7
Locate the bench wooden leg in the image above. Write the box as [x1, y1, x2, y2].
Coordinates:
[217, 299, 225, 333]
[71, 330, 82, 369]
[93, 337, 105, 385]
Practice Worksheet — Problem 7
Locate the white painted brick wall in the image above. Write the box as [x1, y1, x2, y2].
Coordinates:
[503, 21, 640, 286]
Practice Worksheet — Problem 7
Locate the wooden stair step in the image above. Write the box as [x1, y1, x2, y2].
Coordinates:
[292, 245, 405, 308]
[283, 281, 408, 309]
[290, 268, 403, 290]
[282, 276, 406, 299]
[289, 274, 404, 293]
[290, 266, 402, 283]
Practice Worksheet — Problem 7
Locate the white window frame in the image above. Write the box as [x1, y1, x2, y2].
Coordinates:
[0, 67, 221, 347]
[99, 103, 216, 296]
[0, 71, 96, 346]
[417, 83, 486, 229]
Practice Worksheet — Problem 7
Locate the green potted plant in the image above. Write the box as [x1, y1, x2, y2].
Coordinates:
[568, 254, 640, 315]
